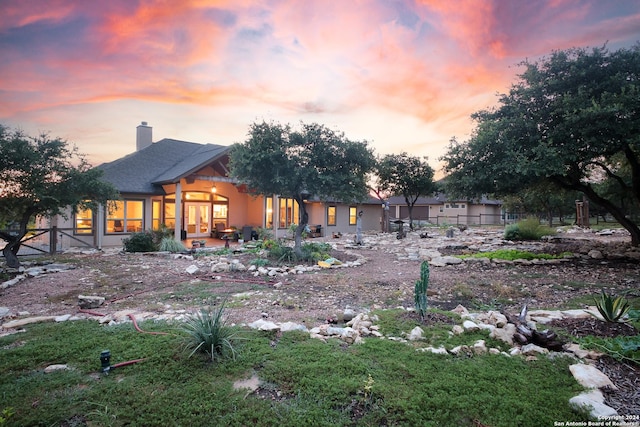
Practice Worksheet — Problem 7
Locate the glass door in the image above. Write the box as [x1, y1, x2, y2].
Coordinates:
[184, 202, 210, 238]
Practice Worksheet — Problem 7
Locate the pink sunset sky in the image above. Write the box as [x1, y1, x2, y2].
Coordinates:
[1, 0, 640, 175]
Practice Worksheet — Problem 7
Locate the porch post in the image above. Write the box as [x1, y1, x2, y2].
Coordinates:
[96, 203, 104, 250]
[272, 194, 278, 238]
[175, 181, 183, 241]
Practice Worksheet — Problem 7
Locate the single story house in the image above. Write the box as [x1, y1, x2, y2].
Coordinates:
[385, 194, 503, 226]
[45, 122, 384, 249]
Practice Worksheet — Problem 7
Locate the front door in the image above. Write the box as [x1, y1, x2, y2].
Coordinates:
[184, 203, 210, 238]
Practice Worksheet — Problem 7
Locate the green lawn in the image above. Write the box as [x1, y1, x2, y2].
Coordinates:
[0, 314, 591, 427]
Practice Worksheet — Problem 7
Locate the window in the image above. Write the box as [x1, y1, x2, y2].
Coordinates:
[107, 200, 144, 233]
[349, 207, 357, 225]
[278, 198, 299, 228]
[327, 206, 336, 226]
[265, 197, 273, 228]
[164, 203, 176, 229]
[74, 207, 93, 235]
[152, 200, 161, 231]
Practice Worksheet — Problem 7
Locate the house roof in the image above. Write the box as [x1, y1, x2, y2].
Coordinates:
[376, 194, 502, 206]
[98, 139, 230, 194]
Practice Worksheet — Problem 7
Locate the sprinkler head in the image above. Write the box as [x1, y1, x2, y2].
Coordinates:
[100, 350, 111, 374]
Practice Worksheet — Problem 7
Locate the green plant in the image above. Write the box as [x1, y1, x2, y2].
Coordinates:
[250, 258, 270, 267]
[580, 335, 640, 364]
[122, 231, 156, 252]
[504, 218, 554, 241]
[592, 290, 631, 323]
[179, 301, 241, 362]
[159, 237, 187, 253]
[0, 407, 14, 426]
[414, 261, 429, 319]
[300, 242, 332, 261]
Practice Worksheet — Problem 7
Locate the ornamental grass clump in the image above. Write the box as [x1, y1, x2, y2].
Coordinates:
[179, 301, 241, 363]
[504, 217, 554, 241]
[414, 261, 429, 319]
[159, 237, 186, 253]
[593, 290, 631, 323]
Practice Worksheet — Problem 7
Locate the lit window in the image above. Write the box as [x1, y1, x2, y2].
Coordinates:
[164, 203, 175, 229]
[74, 207, 93, 235]
[327, 206, 336, 226]
[278, 198, 299, 228]
[349, 207, 357, 225]
[107, 200, 144, 233]
[152, 200, 161, 231]
[265, 197, 273, 228]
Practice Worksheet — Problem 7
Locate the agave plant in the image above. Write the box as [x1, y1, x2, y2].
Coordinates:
[179, 301, 241, 362]
[593, 290, 631, 323]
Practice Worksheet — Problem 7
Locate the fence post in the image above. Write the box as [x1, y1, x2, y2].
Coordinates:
[49, 226, 57, 254]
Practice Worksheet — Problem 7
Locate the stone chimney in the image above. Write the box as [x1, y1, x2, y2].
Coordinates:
[136, 121, 152, 151]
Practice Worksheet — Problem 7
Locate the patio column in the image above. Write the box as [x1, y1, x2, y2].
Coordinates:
[95, 203, 104, 250]
[175, 181, 182, 241]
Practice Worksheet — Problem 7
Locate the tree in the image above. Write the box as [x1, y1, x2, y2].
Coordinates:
[501, 182, 579, 226]
[0, 125, 119, 268]
[229, 121, 376, 256]
[376, 152, 436, 230]
[441, 45, 640, 245]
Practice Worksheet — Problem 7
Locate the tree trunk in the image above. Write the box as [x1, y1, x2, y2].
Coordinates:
[580, 185, 640, 246]
[554, 178, 640, 246]
[293, 198, 308, 258]
[2, 238, 21, 269]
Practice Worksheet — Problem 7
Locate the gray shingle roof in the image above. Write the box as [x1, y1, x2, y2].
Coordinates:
[98, 139, 230, 194]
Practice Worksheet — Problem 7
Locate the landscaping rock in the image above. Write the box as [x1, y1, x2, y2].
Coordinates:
[78, 295, 105, 309]
[569, 364, 619, 390]
[569, 390, 618, 419]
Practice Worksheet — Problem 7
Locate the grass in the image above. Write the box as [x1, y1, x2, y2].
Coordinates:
[0, 313, 591, 427]
[458, 249, 571, 261]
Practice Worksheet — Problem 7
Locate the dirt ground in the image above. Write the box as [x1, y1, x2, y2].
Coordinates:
[1, 229, 639, 414]
[2, 230, 638, 326]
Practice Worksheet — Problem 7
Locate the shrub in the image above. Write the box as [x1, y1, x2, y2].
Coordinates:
[504, 218, 554, 241]
[122, 231, 156, 252]
[300, 242, 332, 261]
[504, 224, 521, 240]
[159, 237, 187, 253]
[179, 301, 241, 363]
[593, 290, 631, 323]
[414, 261, 429, 319]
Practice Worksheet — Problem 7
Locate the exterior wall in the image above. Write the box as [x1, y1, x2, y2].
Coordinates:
[398, 205, 429, 221]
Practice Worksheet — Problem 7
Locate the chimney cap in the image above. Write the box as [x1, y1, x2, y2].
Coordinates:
[140, 121, 148, 126]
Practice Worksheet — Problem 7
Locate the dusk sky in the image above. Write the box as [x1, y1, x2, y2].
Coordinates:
[2, 1, 640, 175]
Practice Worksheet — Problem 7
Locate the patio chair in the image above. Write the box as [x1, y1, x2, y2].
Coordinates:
[214, 222, 226, 239]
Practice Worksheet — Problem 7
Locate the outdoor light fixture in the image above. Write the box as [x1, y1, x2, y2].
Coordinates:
[100, 350, 111, 374]
[211, 184, 217, 193]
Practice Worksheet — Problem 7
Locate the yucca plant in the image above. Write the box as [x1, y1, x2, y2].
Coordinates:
[593, 290, 631, 323]
[414, 261, 429, 320]
[179, 301, 241, 362]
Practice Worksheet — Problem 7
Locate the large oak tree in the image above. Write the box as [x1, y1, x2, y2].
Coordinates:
[376, 152, 436, 230]
[441, 45, 640, 245]
[230, 121, 375, 255]
[0, 125, 119, 267]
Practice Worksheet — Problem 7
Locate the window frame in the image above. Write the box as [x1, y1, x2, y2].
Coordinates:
[73, 207, 94, 235]
[327, 206, 336, 226]
[349, 206, 357, 225]
[106, 199, 145, 234]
